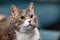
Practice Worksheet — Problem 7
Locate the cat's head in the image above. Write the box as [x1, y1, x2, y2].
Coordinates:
[11, 2, 38, 33]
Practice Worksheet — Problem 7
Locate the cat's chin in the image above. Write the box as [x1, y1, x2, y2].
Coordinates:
[24, 26, 32, 30]
[23, 24, 36, 30]
[19, 27, 33, 33]
[19, 24, 36, 33]
[24, 25, 34, 30]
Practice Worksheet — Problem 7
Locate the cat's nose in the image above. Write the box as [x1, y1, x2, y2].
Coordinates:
[28, 20, 31, 23]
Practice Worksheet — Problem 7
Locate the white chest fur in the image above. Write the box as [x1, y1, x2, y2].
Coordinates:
[15, 28, 40, 40]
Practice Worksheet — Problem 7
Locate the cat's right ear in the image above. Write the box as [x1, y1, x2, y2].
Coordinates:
[11, 5, 22, 18]
[26, 2, 34, 15]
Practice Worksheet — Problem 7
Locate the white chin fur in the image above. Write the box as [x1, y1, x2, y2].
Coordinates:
[15, 27, 40, 40]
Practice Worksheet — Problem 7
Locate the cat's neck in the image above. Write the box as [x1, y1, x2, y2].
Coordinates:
[15, 28, 35, 34]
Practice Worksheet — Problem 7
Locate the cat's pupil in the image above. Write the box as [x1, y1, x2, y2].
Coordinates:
[20, 16, 25, 19]
[30, 15, 33, 18]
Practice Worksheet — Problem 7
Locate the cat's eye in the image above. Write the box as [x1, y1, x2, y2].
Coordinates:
[20, 16, 25, 19]
[30, 15, 33, 18]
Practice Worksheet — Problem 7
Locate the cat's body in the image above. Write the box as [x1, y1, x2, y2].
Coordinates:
[0, 2, 40, 40]
[0, 16, 16, 40]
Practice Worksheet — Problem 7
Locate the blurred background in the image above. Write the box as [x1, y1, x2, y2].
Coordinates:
[0, 0, 60, 40]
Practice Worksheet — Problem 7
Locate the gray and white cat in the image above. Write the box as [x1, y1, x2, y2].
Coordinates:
[0, 2, 40, 40]
[15, 2, 40, 40]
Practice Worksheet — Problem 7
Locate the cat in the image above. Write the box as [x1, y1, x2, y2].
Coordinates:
[0, 2, 40, 40]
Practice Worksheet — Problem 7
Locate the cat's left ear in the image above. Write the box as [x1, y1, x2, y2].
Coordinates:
[11, 5, 22, 18]
[26, 2, 34, 15]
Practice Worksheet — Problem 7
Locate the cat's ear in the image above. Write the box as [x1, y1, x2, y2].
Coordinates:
[11, 5, 22, 18]
[26, 2, 34, 15]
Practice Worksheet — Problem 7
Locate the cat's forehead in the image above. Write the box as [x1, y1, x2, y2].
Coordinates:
[21, 10, 28, 16]
[20, 10, 34, 17]
[22, 10, 32, 15]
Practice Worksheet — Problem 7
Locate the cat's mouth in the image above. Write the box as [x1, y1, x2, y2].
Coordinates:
[24, 24, 35, 29]
[26, 24, 32, 29]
